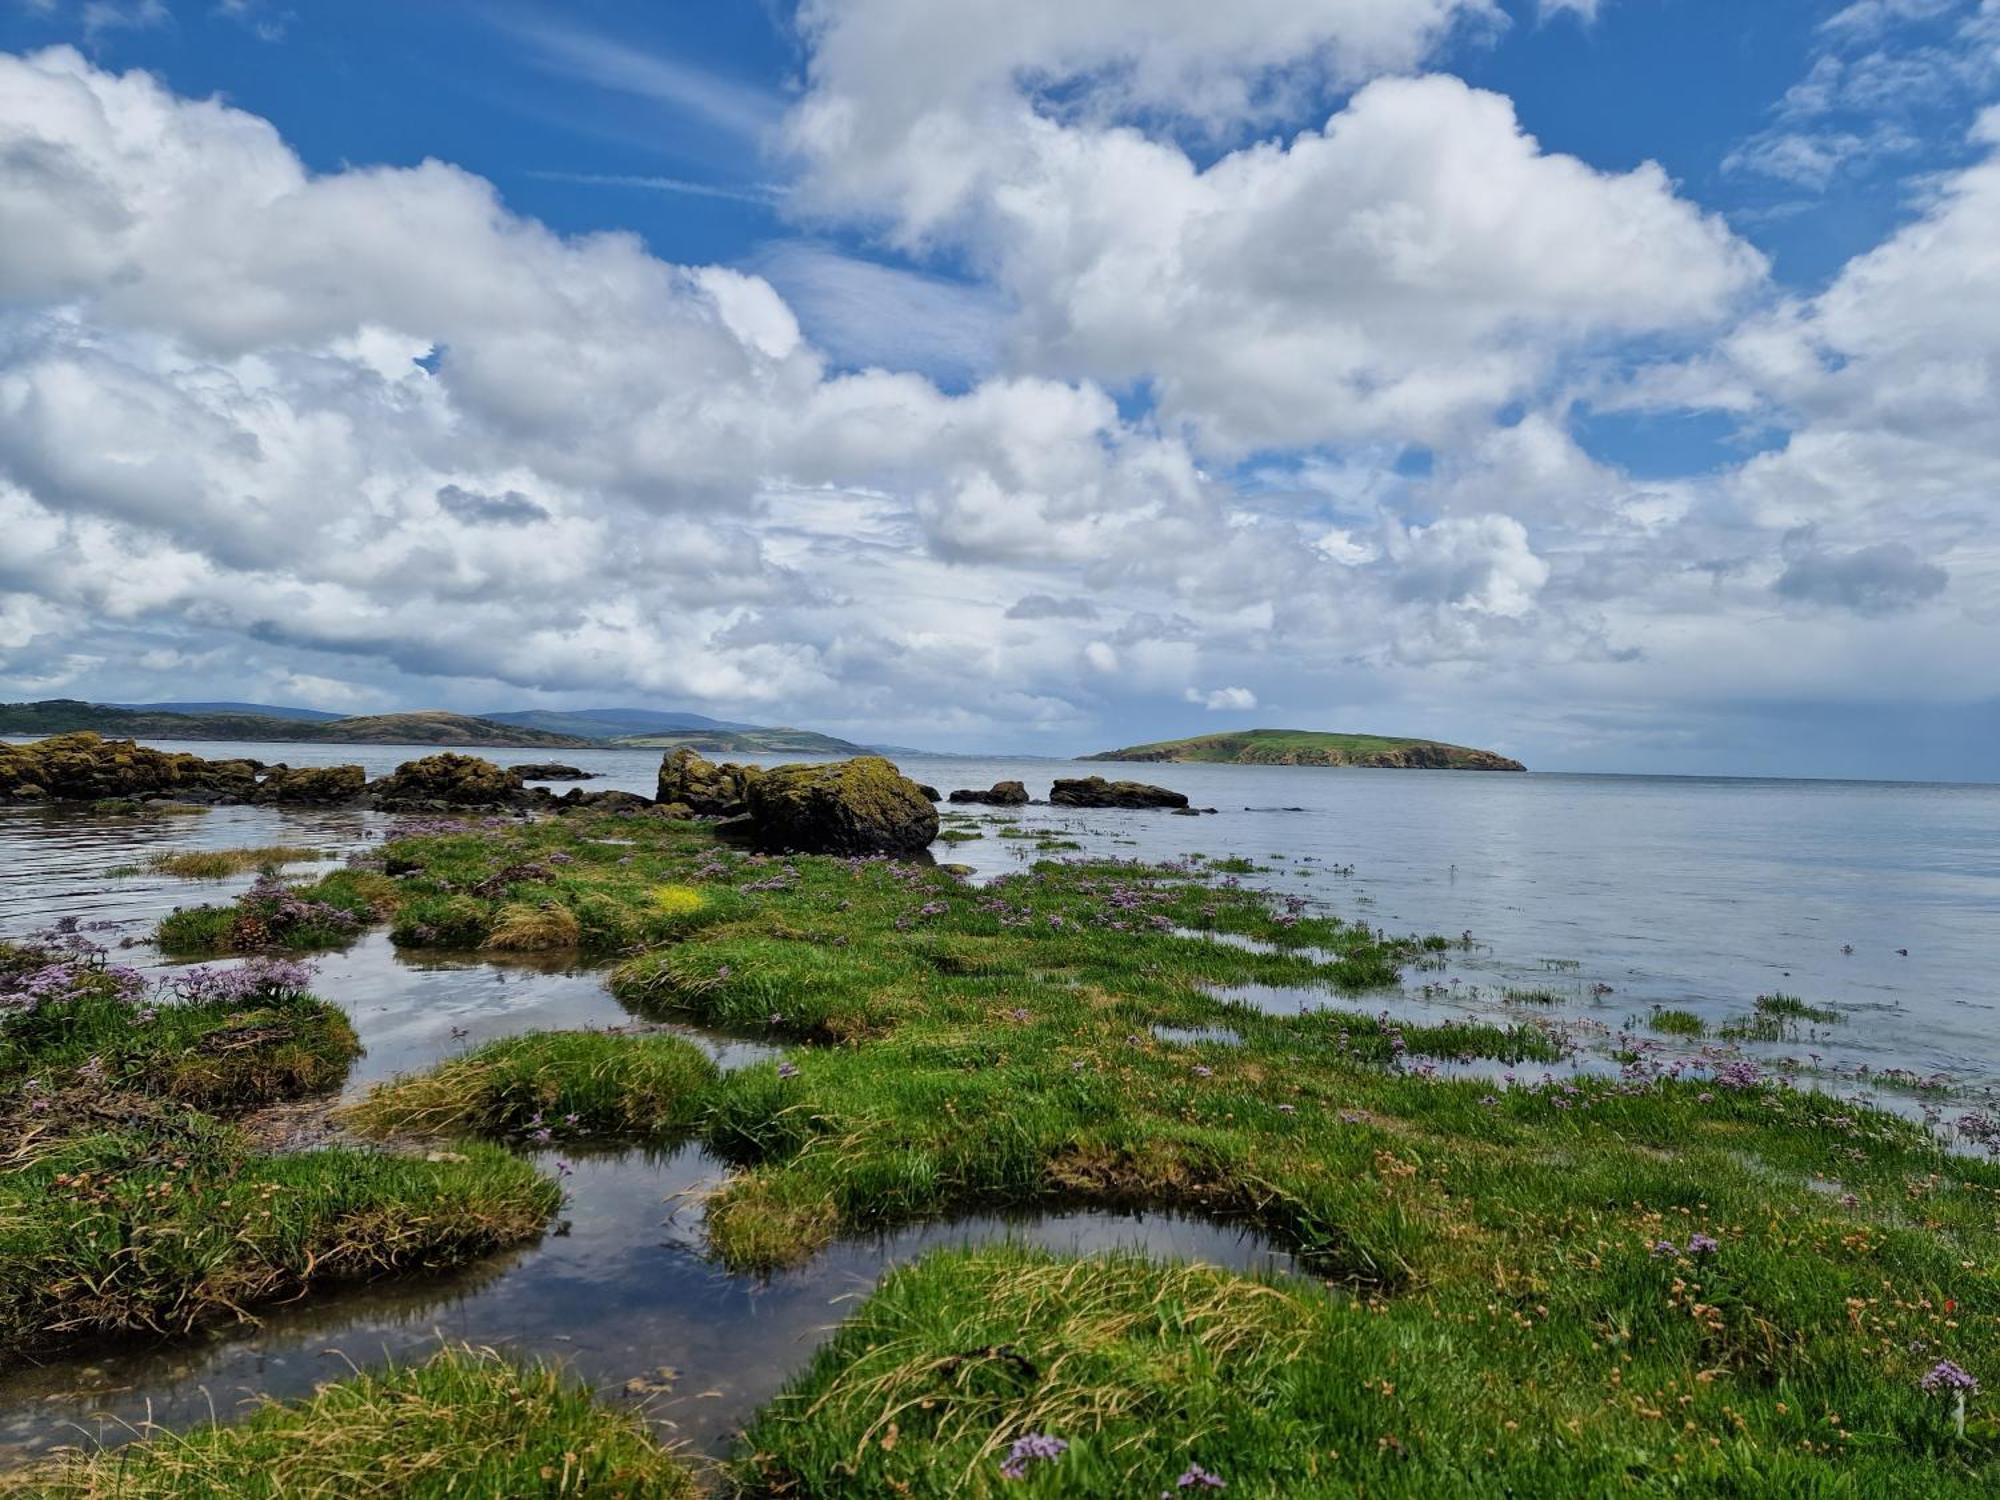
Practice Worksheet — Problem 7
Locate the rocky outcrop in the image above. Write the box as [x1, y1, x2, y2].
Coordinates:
[744, 756, 939, 856]
[916, 783, 942, 802]
[655, 747, 764, 816]
[511, 762, 597, 781]
[1350, 744, 1525, 771]
[366, 753, 524, 809]
[0, 733, 259, 803]
[949, 781, 1029, 806]
[1049, 776, 1190, 810]
[255, 764, 368, 805]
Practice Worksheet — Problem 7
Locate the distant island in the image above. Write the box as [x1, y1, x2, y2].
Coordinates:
[1084, 728, 1526, 771]
[612, 728, 869, 756]
[0, 699, 874, 755]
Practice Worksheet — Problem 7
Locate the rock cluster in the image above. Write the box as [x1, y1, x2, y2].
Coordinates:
[657, 749, 937, 855]
[368, 753, 525, 810]
[510, 762, 597, 781]
[655, 747, 765, 817]
[948, 781, 1029, 806]
[1049, 776, 1190, 810]
[256, 765, 368, 805]
[0, 733, 259, 803]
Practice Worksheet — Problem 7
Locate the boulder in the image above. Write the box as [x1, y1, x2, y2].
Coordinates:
[255, 764, 367, 805]
[948, 780, 1029, 806]
[0, 732, 259, 804]
[368, 753, 524, 809]
[1048, 775, 1189, 810]
[511, 762, 597, 781]
[744, 756, 939, 856]
[655, 748, 764, 816]
[916, 783, 942, 801]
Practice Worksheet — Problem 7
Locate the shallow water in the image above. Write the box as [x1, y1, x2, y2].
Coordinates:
[0, 1143, 1296, 1465]
[3, 742, 1999, 1463]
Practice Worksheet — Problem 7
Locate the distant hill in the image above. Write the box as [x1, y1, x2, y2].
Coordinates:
[115, 700, 343, 722]
[0, 700, 590, 748]
[1084, 728, 1526, 772]
[610, 726, 869, 757]
[480, 707, 756, 739]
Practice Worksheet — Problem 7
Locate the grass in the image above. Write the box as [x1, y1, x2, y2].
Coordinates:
[74, 811, 2000, 1492]
[1648, 1006, 1707, 1037]
[346, 1032, 718, 1141]
[4, 1344, 695, 1498]
[738, 1238, 2000, 1496]
[1755, 991, 1844, 1024]
[144, 846, 323, 880]
[156, 869, 395, 955]
[0, 944, 559, 1363]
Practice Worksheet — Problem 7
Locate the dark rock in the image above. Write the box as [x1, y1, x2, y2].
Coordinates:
[255, 764, 367, 805]
[948, 780, 1029, 806]
[511, 761, 598, 781]
[0, 732, 259, 804]
[1048, 776, 1189, 810]
[556, 788, 651, 814]
[655, 747, 764, 816]
[745, 756, 939, 856]
[916, 783, 942, 801]
[367, 753, 524, 809]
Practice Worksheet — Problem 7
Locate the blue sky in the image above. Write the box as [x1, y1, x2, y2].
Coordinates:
[0, 0, 1995, 777]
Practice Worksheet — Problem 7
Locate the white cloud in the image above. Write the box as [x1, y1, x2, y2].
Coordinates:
[1186, 685, 1257, 710]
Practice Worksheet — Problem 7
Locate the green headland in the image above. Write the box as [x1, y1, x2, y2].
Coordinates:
[1086, 727, 1526, 771]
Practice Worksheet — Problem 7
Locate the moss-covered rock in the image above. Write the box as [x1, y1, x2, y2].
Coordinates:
[744, 756, 939, 856]
[1049, 775, 1189, 809]
[654, 748, 764, 815]
[0, 733, 259, 804]
[255, 764, 367, 805]
[368, 754, 523, 809]
[947, 780, 1028, 806]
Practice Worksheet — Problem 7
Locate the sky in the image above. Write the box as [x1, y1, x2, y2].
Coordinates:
[0, 1, 1995, 779]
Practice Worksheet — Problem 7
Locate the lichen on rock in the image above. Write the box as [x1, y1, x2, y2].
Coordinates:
[744, 756, 938, 856]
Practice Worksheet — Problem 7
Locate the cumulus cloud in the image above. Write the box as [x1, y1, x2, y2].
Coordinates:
[1775, 538, 1949, 614]
[790, 51, 1765, 452]
[1186, 685, 1258, 710]
[1006, 593, 1098, 620]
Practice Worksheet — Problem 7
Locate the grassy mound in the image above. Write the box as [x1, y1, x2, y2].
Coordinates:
[0, 942, 558, 1363]
[5, 1345, 695, 1498]
[740, 1240, 1999, 1495]
[347, 1031, 718, 1141]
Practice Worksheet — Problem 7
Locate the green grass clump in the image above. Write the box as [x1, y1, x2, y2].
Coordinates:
[0, 946, 558, 1362]
[939, 829, 985, 843]
[348, 1031, 718, 1141]
[1503, 987, 1565, 1005]
[6, 1344, 694, 1498]
[156, 869, 394, 955]
[1755, 991, 1844, 1024]
[144, 846, 322, 880]
[0, 1126, 555, 1360]
[1649, 1006, 1707, 1037]
[0, 948, 357, 1111]
[740, 1241, 2000, 1497]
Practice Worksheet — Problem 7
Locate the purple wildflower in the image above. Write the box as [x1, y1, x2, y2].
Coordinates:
[1688, 1233, 1719, 1256]
[1191, 1064, 1213, 1079]
[998, 1433, 1068, 1481]
[777, 1061, 799, 1080]
[528, 1127, 553, 1146]
[1650, 1240, 1677, 1258]
[1177, 1464, 1226, 1490]
[1922, 1360, 1979, 1394]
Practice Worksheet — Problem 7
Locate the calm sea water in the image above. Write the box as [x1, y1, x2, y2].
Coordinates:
[1, 738, 1996, 1462]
